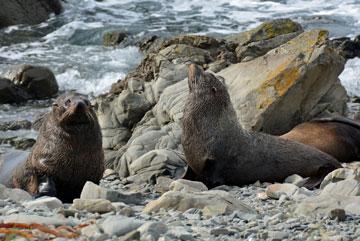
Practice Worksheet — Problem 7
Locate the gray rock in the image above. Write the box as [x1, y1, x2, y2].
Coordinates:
[0, 78, 31, 103]
[169, 179, 208, 192]
[138, 222, 168, 241]
[0, 184, 32, 202]
[23, 197, 63, 209]
[322, 179, 360, 196]
[80, 181, 144, 205]
[320, 168, 359, 189]
[144, 190, 254, 217]
[0, 0, 62, 28]
[0, 120, 32, 131]
[0, 214, 75, 226]
[165, 226, 194, 241]
[219, 29, 346, 134]
[296, 194, 360, 216]
[268, 231, 289, 241]
[155, 176, 174, 194]
[266, 183, 314, 200]
[71, 199, 115, 214]
[4, 65, 58, 99]
[100, 216, 144, 236]
[103, 31, 127, 46]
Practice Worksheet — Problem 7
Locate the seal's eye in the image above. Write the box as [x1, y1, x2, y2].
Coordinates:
[211, 87, 217, 94]
[52, 103, 58, 107]
[65, 99, 71, 106]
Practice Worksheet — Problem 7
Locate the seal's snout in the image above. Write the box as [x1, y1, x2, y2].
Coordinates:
[74, 100, 87, 112]
[188, 64, 204, 91]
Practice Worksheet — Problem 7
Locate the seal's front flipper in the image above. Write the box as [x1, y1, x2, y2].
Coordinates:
[35, 176, 57, 198]
[301, 165, 336, 190]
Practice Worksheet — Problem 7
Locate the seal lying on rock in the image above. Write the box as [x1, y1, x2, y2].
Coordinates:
[281, 116, 360, 163]
[11, 92, 104, 202]
[181, 64, 341, 187]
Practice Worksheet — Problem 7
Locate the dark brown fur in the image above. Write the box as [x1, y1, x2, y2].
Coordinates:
[281, 116, 360, 163]
[12, 92, 104, 202]
[181, 64, 342, 187]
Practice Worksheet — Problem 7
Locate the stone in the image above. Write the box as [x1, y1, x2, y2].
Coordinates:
[80, 181, 144, 205]
[284, 174, 306, 186]
[138, 222, 168, 241]
[268, 231, 289, 241]
[226, 18, 303, 46]
[118, 230, 140, 241]
[322, 179, 360, 196]
[0, 120, 32, 131]
[165, 226, 194, 241]
[125, 149, 187, 184]
[295, 194, 360, 216]
[103, 31, 127, 46]
[155, 176, 174, 194]
[23, 197, 63, 209]
[320, 168, 359, 189]
[329, 209, 346, 221]
[210, 228, 234, 236]
[0, 0, 62, 28]
[81, 224, 104, 237]
[0, 184, 32, 202]
[169, 179, 208, 192]
[4, 65, 58, 99]
[0, 78, 31, 103]
[235, 31, 302, 62]
[219, 29, 346, 134]
[266, 183, 313, 200]
[71, 199, 115, 214]
[0, 214, 75, 226]
[143, 190, 254, 217]
[100, 216, 144, 237]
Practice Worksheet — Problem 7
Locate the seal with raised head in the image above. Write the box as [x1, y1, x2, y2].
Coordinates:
[11, 92, 104, 202]
[281, 116, 360, 163]
[181, 64, 341, 187]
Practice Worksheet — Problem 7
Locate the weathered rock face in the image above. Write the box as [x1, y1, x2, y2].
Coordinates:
[226, 19, 304, 62]
[220, 29, 346, 134]
[99, 19, 348, 181]
[103, 31, 128, 46]
[4, 65, 58, 99]
[0, 0, 62, 28]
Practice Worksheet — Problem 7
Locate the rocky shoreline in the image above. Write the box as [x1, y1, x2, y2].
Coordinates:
[1, 17, 360, 240]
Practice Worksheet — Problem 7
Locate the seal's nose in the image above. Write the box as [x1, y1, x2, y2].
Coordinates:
[74, 100, 86, 112]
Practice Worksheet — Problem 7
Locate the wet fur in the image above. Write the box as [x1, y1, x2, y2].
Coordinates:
[12, 93, 104, 202]
[181, 64, 341, 187]
[281, 116, 360, 163]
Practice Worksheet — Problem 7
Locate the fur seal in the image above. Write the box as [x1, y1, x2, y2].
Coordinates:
[11, 92, 104, 202]
[281, 116, 360, 163]
[181, 64, 341, 187]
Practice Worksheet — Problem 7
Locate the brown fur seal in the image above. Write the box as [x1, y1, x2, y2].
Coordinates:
[181, 64, 341, 187]
[281, 116, 360, 163]
[11, 92, 104, 202]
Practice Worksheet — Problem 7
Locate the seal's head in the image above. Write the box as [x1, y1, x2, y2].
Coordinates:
[51, 92, 98, 131]
[187, 64, 230, 109]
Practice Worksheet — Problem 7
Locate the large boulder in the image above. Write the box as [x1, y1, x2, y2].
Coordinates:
[4, 65, 58, 99]
[0, 0, 62, 28]
[220, 29, 347, 134]
[0, 78, 31, 103]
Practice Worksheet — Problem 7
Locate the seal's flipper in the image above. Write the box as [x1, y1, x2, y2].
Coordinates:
[36, 176, 57, 198]
[300, 165, 336, 190]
